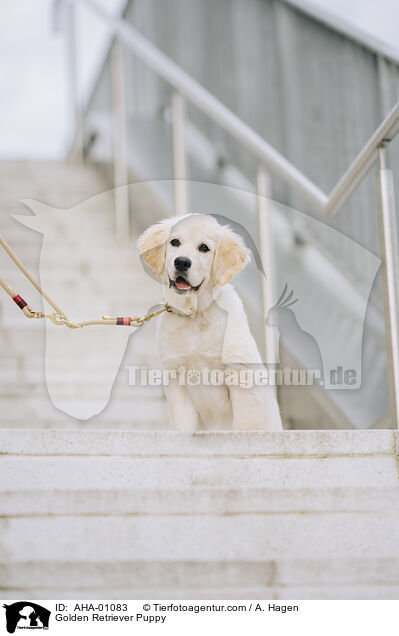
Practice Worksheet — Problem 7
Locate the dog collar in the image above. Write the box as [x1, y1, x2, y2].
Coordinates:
[164, 301, 196, 318]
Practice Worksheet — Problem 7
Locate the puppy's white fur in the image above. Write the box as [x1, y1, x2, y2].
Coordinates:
[137, 214, 282, 431]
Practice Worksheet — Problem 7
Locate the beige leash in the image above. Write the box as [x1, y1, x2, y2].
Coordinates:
[0, 233, 171, 329]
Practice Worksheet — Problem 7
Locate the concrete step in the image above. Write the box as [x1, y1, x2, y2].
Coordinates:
[0, 380, 164, 400]
[3, 583, 398, 601]
[1, 560, 399, 597]
[5, 512, 396, 562]
[0, 242, 141, 266]
[2, 453, 397, 491]
[0, 327, 159, 364]
[0, 397, 166, 427]
[0, 212, 116, 240]
[0, 430, 398, 599]
[0, 159, 110, 177]
[0, 160, 111, 189]
[2, 485, 398, 516]
[2, 429, 394, 456]
[0, 355, 160, 382]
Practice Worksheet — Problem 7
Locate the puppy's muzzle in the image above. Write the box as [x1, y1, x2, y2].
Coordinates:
[174, 256, 191, 272]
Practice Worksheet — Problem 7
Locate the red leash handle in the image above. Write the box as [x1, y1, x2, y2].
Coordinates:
[116, 317, 132, 326]
[12, 294, 28, 310]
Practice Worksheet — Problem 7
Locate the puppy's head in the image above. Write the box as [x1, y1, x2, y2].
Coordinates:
[137, 214, 250, 298]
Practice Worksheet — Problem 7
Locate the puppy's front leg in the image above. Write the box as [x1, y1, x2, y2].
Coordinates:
[165, 381, 200, 431]
[228, 366, 282, 431]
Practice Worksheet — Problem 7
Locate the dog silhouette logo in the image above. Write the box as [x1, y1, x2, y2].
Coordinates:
[2, 602, 50, 633]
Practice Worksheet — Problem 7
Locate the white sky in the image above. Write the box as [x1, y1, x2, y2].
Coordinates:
[0, 0, 124, 159]
[309, 0, 399, 53]
[0, 0, 67, 158]
[0, 0, 398, 159]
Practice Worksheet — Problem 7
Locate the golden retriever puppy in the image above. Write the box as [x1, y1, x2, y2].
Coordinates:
[137, 214, 282, 431]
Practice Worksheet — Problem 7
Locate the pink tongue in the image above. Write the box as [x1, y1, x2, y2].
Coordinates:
[175, 277, 191, 290]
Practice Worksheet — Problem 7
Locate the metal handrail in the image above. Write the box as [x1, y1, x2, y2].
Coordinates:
[65, 0, 399, 217]
[65, 0, 327, 213]
[326, 100, 399, 215]
[62, 0, 399, 428]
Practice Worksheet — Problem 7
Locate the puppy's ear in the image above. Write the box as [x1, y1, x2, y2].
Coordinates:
[213, 226, 251, 286]
[137, 219, 173, 276]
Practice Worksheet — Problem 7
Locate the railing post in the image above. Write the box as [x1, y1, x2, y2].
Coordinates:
[376, 144, 399, 429]
[111, 39, 130, 241]
[257, 166, 279, 390]
[65, 0, 83, 162]
[171, 92, 188, 216]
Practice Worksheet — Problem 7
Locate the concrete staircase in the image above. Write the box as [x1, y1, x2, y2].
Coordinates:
[1, 161, 399, 600]
[1, 429, 399, 599]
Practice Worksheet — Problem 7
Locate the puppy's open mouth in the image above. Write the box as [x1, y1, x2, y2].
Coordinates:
[169, 276, 203, 293]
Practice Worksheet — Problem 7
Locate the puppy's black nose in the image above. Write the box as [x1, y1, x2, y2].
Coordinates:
[174, 256, 191, 272]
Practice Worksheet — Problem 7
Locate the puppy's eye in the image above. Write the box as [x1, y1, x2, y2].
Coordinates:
[170, 239, 180, 247]
[198, 243, 210, 253]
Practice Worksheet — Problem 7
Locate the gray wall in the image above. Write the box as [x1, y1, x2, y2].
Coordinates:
[119, 0, 399, 295]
